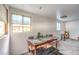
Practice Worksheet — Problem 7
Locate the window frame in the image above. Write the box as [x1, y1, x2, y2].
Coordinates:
[0, 20, 6, 37]
[0, 5, 8, 39]
[12, 14, 31, 33]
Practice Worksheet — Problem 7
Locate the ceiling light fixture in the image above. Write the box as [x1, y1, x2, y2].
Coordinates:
[60, 15, 67, 18]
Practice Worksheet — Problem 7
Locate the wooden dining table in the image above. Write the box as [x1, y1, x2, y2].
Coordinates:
[27, 37, 58, 55]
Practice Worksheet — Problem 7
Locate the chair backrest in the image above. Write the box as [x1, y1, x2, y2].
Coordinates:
[49, 34, 53, 37]
[28, 36, 34, 39]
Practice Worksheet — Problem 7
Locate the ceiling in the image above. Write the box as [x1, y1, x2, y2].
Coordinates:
[8, 4, 79, 21]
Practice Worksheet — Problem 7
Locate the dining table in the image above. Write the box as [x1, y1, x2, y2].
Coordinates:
[27, 37, 58, 55]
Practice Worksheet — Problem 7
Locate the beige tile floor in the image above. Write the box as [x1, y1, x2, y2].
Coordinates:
[58, 39, 79, 55]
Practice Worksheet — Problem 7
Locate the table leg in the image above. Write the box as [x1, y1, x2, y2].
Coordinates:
[56, 40, 58, 48]
[33, 47, 36, 55]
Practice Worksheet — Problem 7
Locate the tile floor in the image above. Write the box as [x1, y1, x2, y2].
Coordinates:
[58, 39, 79, 55]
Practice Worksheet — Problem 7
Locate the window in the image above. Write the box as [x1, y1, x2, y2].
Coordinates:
[0, 21, 5, 36]
[56, 22, 61, 31]
[23, 17, 30, 32]
[12, 14, 30, 32]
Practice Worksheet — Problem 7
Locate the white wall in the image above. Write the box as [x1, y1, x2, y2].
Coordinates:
[66, 20, 79, 40]
[9, 8, 57, 55]
[0, 35, 10, 55]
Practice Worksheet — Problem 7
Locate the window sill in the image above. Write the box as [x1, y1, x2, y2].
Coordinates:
[0, 34, 7, 40]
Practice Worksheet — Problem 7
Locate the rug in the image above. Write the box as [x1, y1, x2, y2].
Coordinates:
[36, 46, 63, 55]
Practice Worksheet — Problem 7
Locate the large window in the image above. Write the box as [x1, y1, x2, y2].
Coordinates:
[0, 21, 5, 36]
[56, 22, 61, 31]
[12, 14, 30, 32]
